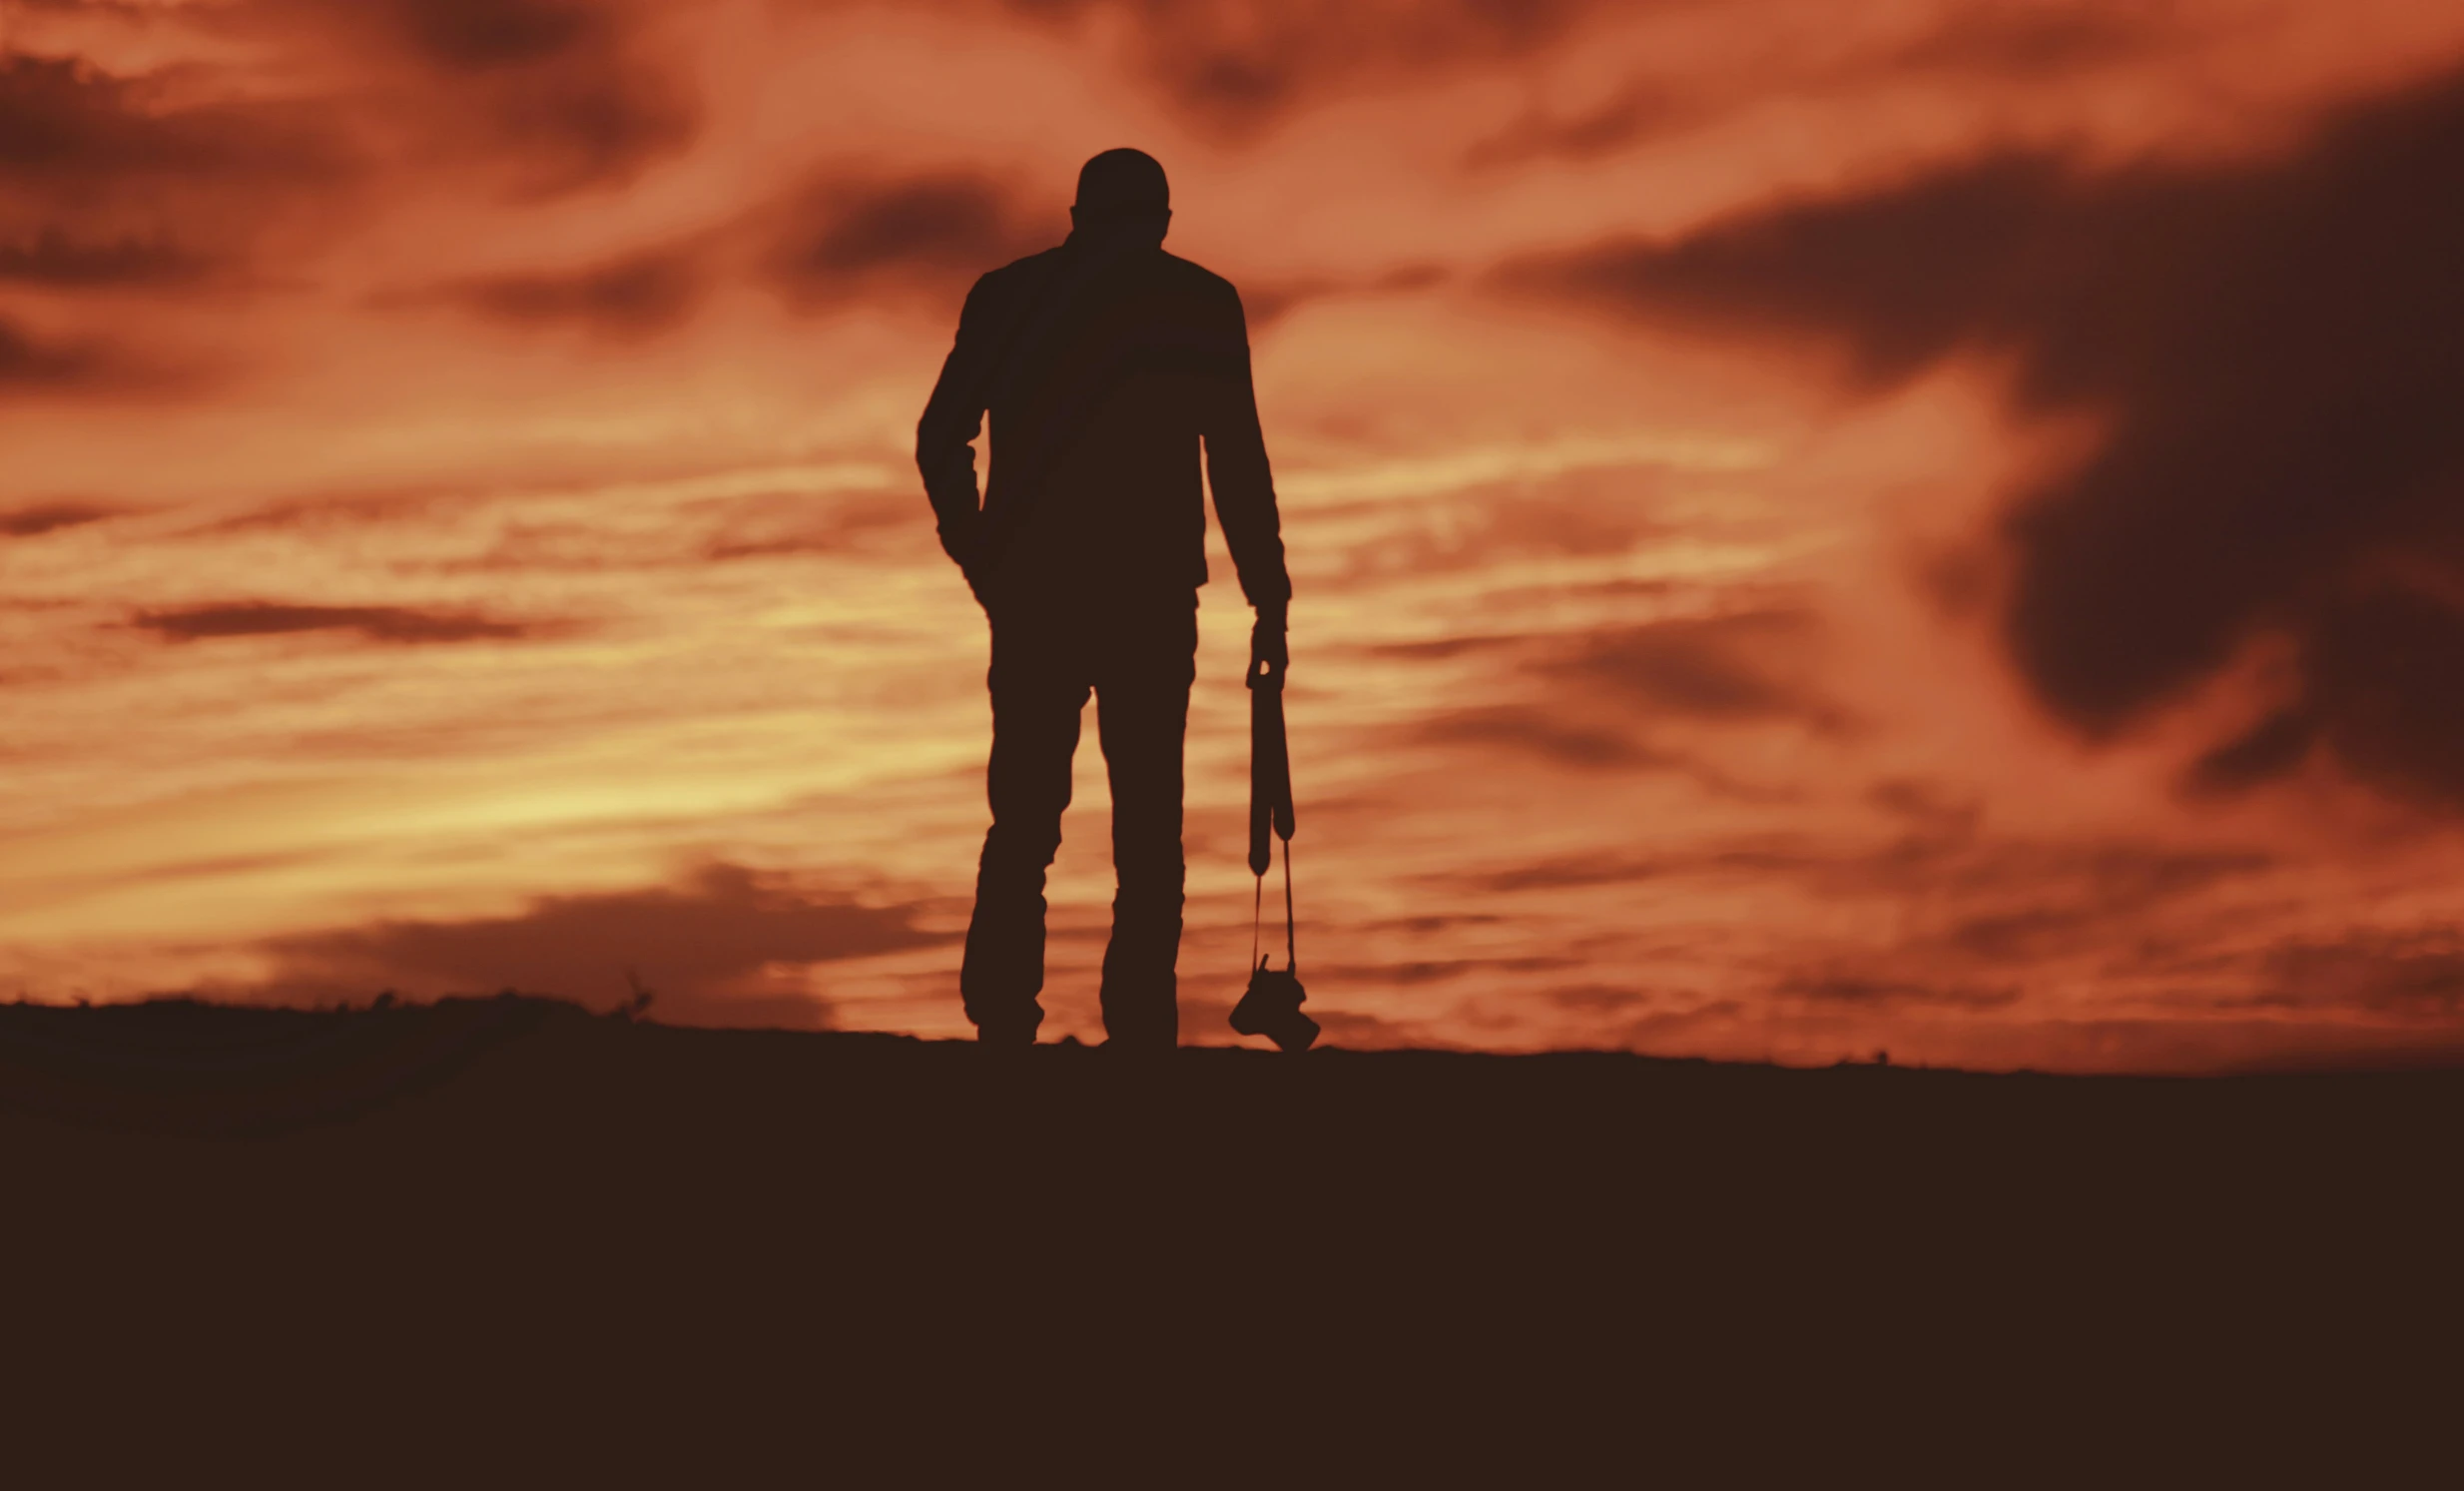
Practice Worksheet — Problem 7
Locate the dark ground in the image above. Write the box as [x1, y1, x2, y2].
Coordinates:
[4, 995, 2453, 1482]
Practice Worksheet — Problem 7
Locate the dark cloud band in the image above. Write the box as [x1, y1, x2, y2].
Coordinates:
[1502, 69, 2464, 806]
[256, 863, 949, 1026]
[132, 602, 544, 644]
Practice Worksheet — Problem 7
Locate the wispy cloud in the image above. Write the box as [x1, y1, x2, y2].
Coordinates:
[425, 244, 708, 338]
[130, 602, 551, 644]
[986, 0, 1611, 134]
[0, 314, 126, 392]
[761, 170, 1046, 309]
[0, 499, 117, 536]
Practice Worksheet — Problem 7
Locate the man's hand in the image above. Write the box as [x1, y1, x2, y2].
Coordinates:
[935, 515, 990, 611]
[1251, 613, 1288, 676]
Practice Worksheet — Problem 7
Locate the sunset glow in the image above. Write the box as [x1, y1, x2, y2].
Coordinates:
[8, 0, 2464, 1069]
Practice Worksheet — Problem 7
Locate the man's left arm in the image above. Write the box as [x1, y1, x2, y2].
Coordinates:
[1200, 284, 1292, 672]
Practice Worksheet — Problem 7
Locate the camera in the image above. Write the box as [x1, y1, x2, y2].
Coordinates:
[1231, 958, 1319, 1052]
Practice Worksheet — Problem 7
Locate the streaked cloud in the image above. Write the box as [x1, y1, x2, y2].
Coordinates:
[1549, 609, 1832, 725]
[0, 230, 214, 288]
[130, 602, 549, 644]
[0, 498, 117, 536]
[426, 245, 709, 338]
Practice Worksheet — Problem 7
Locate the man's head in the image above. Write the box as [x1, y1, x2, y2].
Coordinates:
[1070, 148, 1170, 243]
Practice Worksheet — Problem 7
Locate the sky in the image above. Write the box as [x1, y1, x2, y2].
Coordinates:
[6, 0, 2464, 1071]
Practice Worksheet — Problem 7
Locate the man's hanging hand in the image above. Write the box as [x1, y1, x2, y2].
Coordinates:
[1251, 611, 1288, 677]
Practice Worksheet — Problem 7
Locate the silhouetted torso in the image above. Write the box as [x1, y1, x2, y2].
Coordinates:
[917, 236, 1288, 617]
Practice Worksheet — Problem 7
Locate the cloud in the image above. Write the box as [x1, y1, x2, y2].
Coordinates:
[697, 490, 916, 561]
[1501, 69, 2464, 805]
[1237, 264, 1447, 328]
[761, 172, 1044, 309]
[1434, 834, 2271, 921]
[0, 498, 116, 536]
[1890, 4, 2156, 78]
[1854, 840, 2275, 945]
[1425, 850, 1667, 895]
[256, 863, 951, 1027]
[380, 0, 606, 66]
[1761, 837, 2272, 1014]
[0, 50, 341, 190]
[1866, 777, 1985, 836]
[317, 0, 699, 195]
[0, 8, 702, 402]
[1391, 613, 1834, 787]
[0, 316, 87, 383]
[2256, 931, 2464, 1020]
[2183, 705, 2317, 796]
[1322, 468, 1676, 587]
[1465, 3, 2159, 168]
[0, 45, 364, 387]
[0, 48, 350, 289]
[1464, 84, 1707, 169]
[428, 244, 706, 337]
[416, 164, 1064, 339]
[1779, 974, 2022, 1011]
[0, 1, 698, 272]
[1304, 954, 1584, 988]
[0, 313, 120, 389]
[0, 229, 214, 288]
[1414, 705, 1672, 769]
[998, 0, 1604, 134]
[1551, 610, 1830, 723]
[130, 602, 546, 644]
[1499, 157, 2072, 382]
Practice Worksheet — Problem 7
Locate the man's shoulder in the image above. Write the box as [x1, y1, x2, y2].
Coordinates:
[975, 245, 1237, 298]
[970, 245, 1069, 302]
[1155, 251, 1242, 305]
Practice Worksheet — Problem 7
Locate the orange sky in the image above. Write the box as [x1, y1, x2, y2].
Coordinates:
[7, 0, 2464, 1070]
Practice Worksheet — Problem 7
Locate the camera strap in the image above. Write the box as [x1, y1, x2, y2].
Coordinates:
[1248, 652, 1297, 974]
[1251, 832, 1296, 975]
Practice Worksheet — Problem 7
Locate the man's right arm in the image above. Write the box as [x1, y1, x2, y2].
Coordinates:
[916, 275, 997, 595]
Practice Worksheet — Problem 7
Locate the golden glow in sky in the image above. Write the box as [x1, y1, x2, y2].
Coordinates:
[7, 0, 2464, 1070]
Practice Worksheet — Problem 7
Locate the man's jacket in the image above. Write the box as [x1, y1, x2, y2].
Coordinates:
[915, 238, 1290, 619]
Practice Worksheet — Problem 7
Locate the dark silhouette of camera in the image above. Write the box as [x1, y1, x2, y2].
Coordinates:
[1231, 958, 1318, 1052]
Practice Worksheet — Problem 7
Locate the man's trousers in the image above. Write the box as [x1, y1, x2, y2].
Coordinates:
[960, 590, 1198, 1047]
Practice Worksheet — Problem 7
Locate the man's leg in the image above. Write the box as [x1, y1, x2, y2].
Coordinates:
[960, 618, 1089, 1044]
[1092, 599, 1198, 1048]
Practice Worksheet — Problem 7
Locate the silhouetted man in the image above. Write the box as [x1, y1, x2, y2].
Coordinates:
[918, 148, 1290, 1050]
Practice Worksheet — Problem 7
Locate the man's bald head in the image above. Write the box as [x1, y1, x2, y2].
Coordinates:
[1071, 149, 1171, 240]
